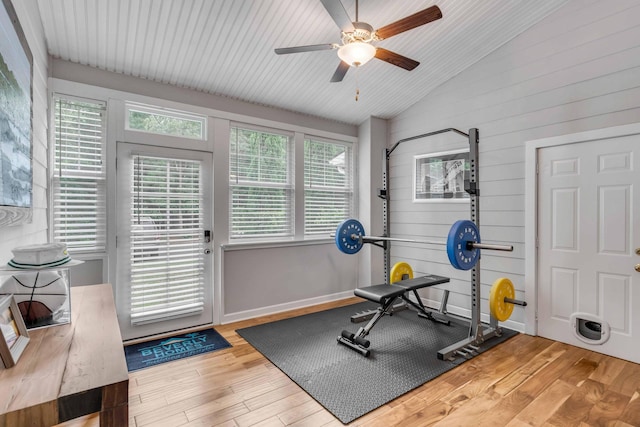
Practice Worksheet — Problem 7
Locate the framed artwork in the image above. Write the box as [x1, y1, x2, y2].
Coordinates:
[413, 148, 470, 202]
[0, 0, 33, 226]
[0, 294, 29, 368]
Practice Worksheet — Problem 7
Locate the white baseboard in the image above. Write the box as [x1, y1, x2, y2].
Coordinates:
[221, 290, 355, 324]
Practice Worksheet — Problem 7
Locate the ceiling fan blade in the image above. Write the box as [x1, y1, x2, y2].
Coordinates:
[320, 0, 355, 33]
[330, 61, 350, 82]
[274, 44, 335, 55]
[375, 5, 442, 40]
[375, 48, 420, 71]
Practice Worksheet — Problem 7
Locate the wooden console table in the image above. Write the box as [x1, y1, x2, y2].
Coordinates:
[0, 284, 128, 426]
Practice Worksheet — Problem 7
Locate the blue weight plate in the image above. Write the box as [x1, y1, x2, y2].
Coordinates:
[335, 218, 365, 254]
[446, 220, 480, 270]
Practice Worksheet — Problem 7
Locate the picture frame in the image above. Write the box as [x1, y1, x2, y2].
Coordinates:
[0, 0, 34, 226]
[0, 294, 29, 368]
[413, 148, 470, 202]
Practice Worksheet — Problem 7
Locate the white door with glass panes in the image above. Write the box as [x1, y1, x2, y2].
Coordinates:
[116, 143, 213, 340]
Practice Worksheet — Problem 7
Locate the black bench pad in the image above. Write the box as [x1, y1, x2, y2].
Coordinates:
[354, 284, 406, 303]
[354, 274, 450, 303]
[392, 274, 450, 290]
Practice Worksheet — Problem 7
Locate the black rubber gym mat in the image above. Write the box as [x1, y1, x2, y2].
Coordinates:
[236, 301, 518, 424]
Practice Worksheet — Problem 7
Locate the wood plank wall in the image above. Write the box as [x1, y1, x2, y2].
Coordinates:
[386, 0, 640, 331]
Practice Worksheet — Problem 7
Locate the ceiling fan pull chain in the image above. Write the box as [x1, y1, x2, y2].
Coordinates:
[355, 66, 360, 101]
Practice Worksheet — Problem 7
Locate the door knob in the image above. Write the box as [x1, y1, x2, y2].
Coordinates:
[636, 248, 640, 255]
[635, 264, 640, 272]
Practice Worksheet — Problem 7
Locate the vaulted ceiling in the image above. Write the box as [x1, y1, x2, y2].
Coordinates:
[36, 0, 567, 125]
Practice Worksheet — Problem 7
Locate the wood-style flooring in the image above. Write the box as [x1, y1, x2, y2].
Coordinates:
[58, 297, 640, 427]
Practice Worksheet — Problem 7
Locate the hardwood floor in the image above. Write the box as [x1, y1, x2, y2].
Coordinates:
[58, 298, 640, 427]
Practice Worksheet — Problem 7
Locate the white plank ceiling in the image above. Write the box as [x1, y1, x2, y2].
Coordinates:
[36, 0, 568, 126]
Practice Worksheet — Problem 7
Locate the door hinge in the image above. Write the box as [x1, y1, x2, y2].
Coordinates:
[115, 236, 118, 248]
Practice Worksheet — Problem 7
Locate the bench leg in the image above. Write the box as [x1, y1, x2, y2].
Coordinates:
[338, 296, 399, 356]
[404, 290, 450, 325]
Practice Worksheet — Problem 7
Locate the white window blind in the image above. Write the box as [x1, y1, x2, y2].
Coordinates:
[304, 138, 354, 235]
[229, 126, 293, 239]
[52, 97, 107, 252]
[129, 155, 204, 325]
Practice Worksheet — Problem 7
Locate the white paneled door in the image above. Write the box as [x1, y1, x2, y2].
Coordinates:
[116, 143, 213, 340]
[537, 133, 640, 363]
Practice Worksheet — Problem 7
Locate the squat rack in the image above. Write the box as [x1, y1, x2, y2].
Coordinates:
[381, 127, 505, 360]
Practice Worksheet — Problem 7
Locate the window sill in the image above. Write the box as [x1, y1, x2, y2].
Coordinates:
[221, 237, 334, 251]
[66, 251, 108, 261]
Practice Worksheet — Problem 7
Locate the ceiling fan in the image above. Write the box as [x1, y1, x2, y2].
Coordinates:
[274, 0, 442, 83]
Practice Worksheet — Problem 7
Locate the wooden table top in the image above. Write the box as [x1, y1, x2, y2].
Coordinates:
[0, 284, 128, 426]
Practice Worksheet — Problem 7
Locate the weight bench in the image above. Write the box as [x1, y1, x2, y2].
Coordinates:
[337, 274, 451, 357]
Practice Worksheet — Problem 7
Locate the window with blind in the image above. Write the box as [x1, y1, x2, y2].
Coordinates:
[129, 155, 204, 325]
[52, 97, 107, 252]
[229, 126, 293, 239]
[304, 138, 354, 235]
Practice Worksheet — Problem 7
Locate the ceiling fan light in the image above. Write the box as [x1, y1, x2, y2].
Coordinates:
[337, 42, 376, 67]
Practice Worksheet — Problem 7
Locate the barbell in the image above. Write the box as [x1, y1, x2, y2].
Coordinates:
[334, 218, 513, 270]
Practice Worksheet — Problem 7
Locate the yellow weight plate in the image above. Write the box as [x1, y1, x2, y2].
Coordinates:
[390, 261, 413, 283]
[489, 277, 515, 321]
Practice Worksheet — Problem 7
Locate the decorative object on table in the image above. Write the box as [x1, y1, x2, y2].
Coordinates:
[0, 243, 83, 329]
[0, 0, 34, 227]
[0, 294, 29, 368]
[2, 242, 82, 270]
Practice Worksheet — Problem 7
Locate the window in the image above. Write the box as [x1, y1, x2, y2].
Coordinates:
[304, 138, 354, 235]
[125, 103, 206, 140]
[229, 125, 293, 239]
[52, 96, 107, 253]
[129, 155, 204, 324]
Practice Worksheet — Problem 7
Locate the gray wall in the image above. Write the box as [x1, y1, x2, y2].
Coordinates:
[222, 242, 356, 321]
[386, 0, 640, 330]
[0, 0, 48, 263]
